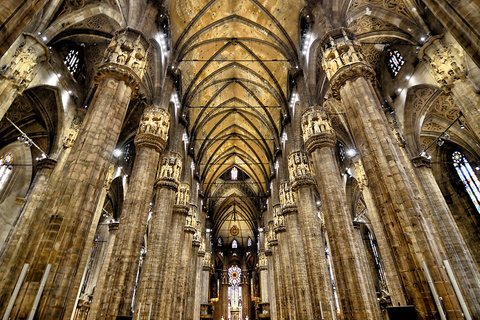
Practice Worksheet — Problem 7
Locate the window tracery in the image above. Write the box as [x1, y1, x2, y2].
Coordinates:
[64, 49, 80, 76]
[452, 151, 480, 213]
[387, 49, 404, 77]
[228, 265, 242, 319]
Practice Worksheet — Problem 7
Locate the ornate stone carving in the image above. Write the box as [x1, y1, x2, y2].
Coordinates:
[348, 16, 402, 35]
[156, 151, 182, 190]
[203, 251, 212, 271]
[273, 204, 286, 233]
[134, 106, 170, 152]
[321, 29, 375, 99]
[353, 158, 368, 190]
[258, 252, 267, 270]
[279, 182, 297, 214]
[192, 220, 202, 246]
[95, 28, 150, 93]
[198, 235, 206, 255]
[63, 116, 83, 148]
[411, 155, 432, 168]
[421, 36, 466, 89]
[348, 0, 413, 21]
[0, 33, 49, 90]
[429, 92, 460, 121]
[302, 107, 337, 152]
[288, 151, 315, 189]
[185, 205, 197, 233]
[267, 220, 277, 246]
[174, 182, 190, 215]
[104, 163, 115, 191]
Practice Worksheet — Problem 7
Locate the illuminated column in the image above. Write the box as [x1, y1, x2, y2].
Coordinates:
[96, 106, 169, 318]
[0, 28, 150, 319]
[301, 107, 381, 320]
[0, 33, 49, 121]
[134, 152, 182, 320]
[321, 28, 461, 319]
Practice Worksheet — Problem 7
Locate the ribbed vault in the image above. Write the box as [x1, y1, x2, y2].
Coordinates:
[170, 0, 304, 243]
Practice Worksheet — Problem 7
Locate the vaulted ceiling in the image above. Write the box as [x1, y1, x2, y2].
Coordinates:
[170, 0, 304, 243]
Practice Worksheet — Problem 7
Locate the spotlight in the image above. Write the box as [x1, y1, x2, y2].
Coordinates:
[113, 149, 122, 157]
[458, 118, 465, 129]
[436, 138, 444, 146]
[346, 149, 357, 157]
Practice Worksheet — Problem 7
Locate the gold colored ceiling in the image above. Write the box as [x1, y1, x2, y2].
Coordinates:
[170, 0, 304, 241]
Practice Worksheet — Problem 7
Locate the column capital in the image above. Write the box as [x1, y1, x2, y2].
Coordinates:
[258, 251, 268, 271]
[95, 28, 150, 94]
[419, 35, 466, 89]
[1, 33, 49, 90]
[174, 182, 190, 215]
[302, 107, 337, 152]
[288, 151, 315, 190]
[279, 182, 297, 215]
[411, 155, 432, 168]
[155, 151, 182, 190]
[320, 28, 375, 99]
[134, 106, 170, 152]
[185, 205, 198, 233]
[37, 157, 57, 170]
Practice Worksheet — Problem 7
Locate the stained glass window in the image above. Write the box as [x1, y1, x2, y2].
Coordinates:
[228, 265, 242, 319]
[218, 237, 223, 246]
[368, 230, 387, 289]
[452, 151, 480, 213]
[324, 245, 340, 313]
[232, 239, 238, 249]
[64, 49, 80, 77]
[339, 143, 345, 162]
[231, 167, 238, 180]
[247, 238, 252, 247]
[387, 50, 405, 77]
[0, 153, 13, 190]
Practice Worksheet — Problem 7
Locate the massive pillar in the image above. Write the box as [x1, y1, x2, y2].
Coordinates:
[134, 152, 182, 320]
[321, 28, 462, 319]
[0, 33, 49, 121]
[97, 106, 169, 319]
[272, 205, 287, 320]
[412, 156, 480, 317]
[287, 150, 336, 320]
[279, 181, 314, 320]
[301, 108, 381, 320]
[0, 28, 150, 319]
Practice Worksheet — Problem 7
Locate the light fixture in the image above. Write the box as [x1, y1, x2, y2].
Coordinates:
[458, 118, 465, 129]
[346, 149, 357, 157]
[113, 149, 122, 157]
[6, 117, 49, 159]
[436, 138, 444, 146]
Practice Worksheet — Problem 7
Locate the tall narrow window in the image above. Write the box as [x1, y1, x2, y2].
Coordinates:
[387, 50, 405, 77]
[452, 151, 480, 213]
[218, 237, 223, 247]
[64, 49, 80, 77]
[228, 265, 242, 320]
[338, 143, 346, 162]
[368, 230, 388, 290]
[0, 153, 13, 190]
[324, 244, 340, 313]
[232, 239, 238, 249]
[231, 167, 238, 181]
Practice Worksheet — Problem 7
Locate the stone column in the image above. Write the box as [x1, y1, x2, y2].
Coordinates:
[321, 28, 461, 319]
[286, 151, 336, 320]
[0, 33, 49, 121]
[172, 203, 196, 318]
[134, 152, 182, 320]
[412, 156, 480, 317]
[186, 218, 202, 319]
[86, 221, 119, 320]
[193, 235, 206, 320]
[421, 35, 480, 140]
[301, 108, 381, 320]
[158, 181, 190, 319]
[271, 205, 286, 320]
[279, 181, 314, 320]
[97, 106, 169, 319]
[0, 28, 150, 319]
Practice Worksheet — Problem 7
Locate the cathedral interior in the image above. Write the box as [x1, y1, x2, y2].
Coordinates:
[1, 0, 480, 319]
